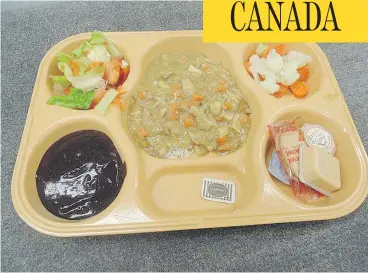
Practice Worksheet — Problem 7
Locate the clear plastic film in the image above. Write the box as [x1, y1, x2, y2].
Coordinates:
[268, 119, 324, 202]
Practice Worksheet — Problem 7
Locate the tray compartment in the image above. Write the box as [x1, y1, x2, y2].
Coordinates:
[16, 116, 131, 225]
[242, 43, 324, 100]
[137, 160, 262, 218]
[264, 106, 365, 207]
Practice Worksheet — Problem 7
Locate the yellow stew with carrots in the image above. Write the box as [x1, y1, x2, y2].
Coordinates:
[127, 51, 251, 159]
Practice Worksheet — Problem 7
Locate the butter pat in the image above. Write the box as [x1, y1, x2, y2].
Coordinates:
[299, 145, 341, 196]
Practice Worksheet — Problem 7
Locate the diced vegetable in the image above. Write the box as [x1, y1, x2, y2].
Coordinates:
[256, 43, 269, 56]
[297, 66, 310, 82]
[210, 101, 222, 115]
[275, 44, 287, 55]
[137, 127, 149, 138]
[290, 81, 308, 99]
[188, 65, 202, 74]
[182, 79, 196, 95]
[169, 103, 179, 120]
[184, 115, 195, 128]
[94, 88, 118, 114]
[192, 93, 204, 102]
[230, 114, 241, 133]
[218, 126, 229, 137]
[47, 88, 95, 109]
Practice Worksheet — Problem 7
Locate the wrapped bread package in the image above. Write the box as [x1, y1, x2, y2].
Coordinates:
[268, 120, 324, 202]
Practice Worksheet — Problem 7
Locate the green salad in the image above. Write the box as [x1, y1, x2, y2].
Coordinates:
[48, 31, 129, 112]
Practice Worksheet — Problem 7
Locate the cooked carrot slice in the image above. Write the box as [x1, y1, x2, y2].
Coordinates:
[244, 61, 252, 77]
[193, 93, 204, 102]
[273, 84, 289, 98]
[184, 115, 195, 128]
[261, 48, 272, 58]
[275, 44, 287, 55]
[137, 128, 149, 138]
[202, 63, 210, 71]
[249, 49, 257, 57]
[224, 101, 233, 110]
[297, 66, 310, 82]
[290, 81, 308, 99]
[139, 91, 146, 99]
[217, 136, 227, 146]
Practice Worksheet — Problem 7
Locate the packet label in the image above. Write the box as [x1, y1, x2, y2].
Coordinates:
[201, 178, 235, 204]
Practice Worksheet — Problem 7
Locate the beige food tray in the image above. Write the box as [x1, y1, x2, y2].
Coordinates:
[11, 30, 368, 237]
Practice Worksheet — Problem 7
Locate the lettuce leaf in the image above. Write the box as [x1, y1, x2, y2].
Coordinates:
[106, 41, 123, 58]
[57, 62, 73, 79]
[56, 52, 72, 62]
[87, 45, 111, 63]
[94, 88, 118, 114]
[47, 88, 95, 109]
[50, 75, 70, 87]
[90, 31, 106, 45]
[70, 65, 106, 92]
[72, 42, 92, 58]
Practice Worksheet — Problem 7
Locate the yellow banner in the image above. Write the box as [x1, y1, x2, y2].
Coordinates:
[203, 0, 368, 42]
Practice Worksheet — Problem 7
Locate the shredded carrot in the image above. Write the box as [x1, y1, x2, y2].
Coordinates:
[261, 48, 272, 58]
[216, 116, 225, 122]
[275, 44, 287, 55]
[88, 61, 103, 69]
[137, 128, 149, 138]
[70, 61, 80, 76]
[184, 115, 195, 128]
[169, 103, 179, 120]
[290, 81, 308, 99]
[192, 93, 204, 102]
[273, 84, 289, 98]
[259, 74, 265, 81]
[216, 136, 227, 146]
[297, 66, 310, 82]
[113, 97, 124, 111]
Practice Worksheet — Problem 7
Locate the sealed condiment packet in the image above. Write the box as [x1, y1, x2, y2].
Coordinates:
[300, 123, 336, 155]
[268, 150, 289, 185]
[268, 120, 324, 202]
